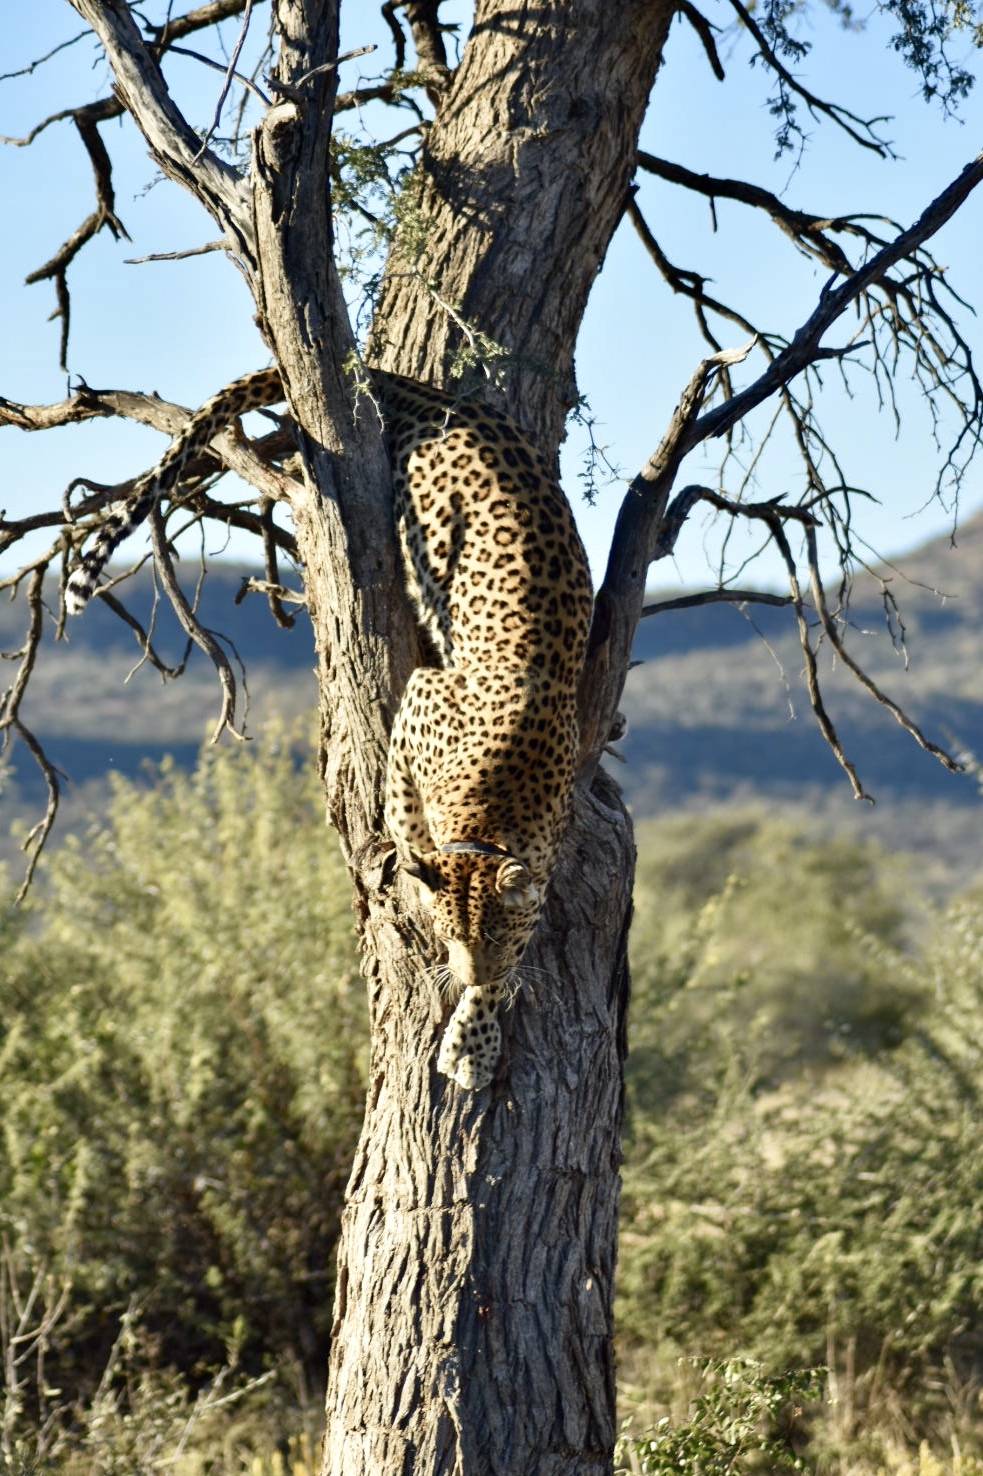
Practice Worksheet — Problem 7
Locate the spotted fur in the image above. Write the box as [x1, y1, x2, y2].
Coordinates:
[66, 368, 592, 1090]
[381, 376, 592, 1090]
[65, 369, 283, 615]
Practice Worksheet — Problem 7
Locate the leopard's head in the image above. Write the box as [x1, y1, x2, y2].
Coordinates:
[403, 843, 543, 987]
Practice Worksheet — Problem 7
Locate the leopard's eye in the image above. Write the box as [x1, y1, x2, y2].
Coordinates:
[401, 851, 445, 892]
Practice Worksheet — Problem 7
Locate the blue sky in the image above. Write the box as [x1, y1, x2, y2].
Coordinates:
[1, 1, 981, 591]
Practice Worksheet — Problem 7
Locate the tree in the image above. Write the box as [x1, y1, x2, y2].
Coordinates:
[1, 3, 981, 1472]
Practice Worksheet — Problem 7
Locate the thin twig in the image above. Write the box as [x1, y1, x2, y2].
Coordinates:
[93, 588, 190, 678]
[124, 239, 224, 264]
[11, 722, 62, 904]
[767, 516, 872, 802]
[726, 0, 894, 156]
[803, 525, 963, 774]
[148, 504, 245, 743]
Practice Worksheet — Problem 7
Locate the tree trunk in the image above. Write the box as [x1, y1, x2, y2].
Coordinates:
[322, 775, 634, 1475]
[310, 6, 670, 1472]
[370, 0, 675, 446]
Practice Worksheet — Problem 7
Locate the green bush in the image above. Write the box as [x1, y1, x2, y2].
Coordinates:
[615, 1359, 821, 1474]
[0, 729, 366, 1395]
[629, 812, 918, 1098]
[4, 760, 981, 1469]
[620, 815, 983, 1445]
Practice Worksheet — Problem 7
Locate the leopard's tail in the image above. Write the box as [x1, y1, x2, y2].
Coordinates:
[66, 368, 284, 615]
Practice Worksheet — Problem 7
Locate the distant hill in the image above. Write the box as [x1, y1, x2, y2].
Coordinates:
[3, 514, 981, 884]
[619, 512, 983, 883]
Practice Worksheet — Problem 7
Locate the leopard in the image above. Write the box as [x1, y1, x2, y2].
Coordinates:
[65, 367, 593, 1092]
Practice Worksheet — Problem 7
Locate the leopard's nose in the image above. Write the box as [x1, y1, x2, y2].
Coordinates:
[446, 940, 477, 987]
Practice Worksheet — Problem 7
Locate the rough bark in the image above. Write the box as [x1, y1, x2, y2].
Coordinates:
[317, 7, 670, 1473]
[370, 0, 675, 448]
[323, 775, 634, 1476]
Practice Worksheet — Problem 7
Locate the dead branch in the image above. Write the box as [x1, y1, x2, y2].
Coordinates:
[235, 575, 307, 607]
[690, 150, 983, 448]
[148, 0, 262, 47]
[766, 516, 872, 802]
[403, 2, 452, 100]
[24, 114, 130, 370]
[0, 567, 65, 901]
[94, 589, 191, 679]
[641, 588, 793, 617]
[587, 150, 983, 771]
[9, 721, 63, 905]
[0, 28, 90, 83]
[637, 152, 857, 275]
[124, 240, 225, 264]
[257, 497, 295, 628]
[3, 1, 259, 364]
[676, 2, 725, 81]
[167, 43, 271, 108]
[66, 0, 250, 248]
[148, 504, 245, 743]
[194, 0, 259, 155]
[802, 525, 963, 774]
[627, 195, 764, 358]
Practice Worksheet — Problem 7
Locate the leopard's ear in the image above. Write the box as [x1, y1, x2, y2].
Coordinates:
[495, 858, 539, 905]
[401, 849, 445, 893]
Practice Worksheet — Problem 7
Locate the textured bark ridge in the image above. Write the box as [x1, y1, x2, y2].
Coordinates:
[323, 774, 634, 1476]
[371, 0, 675, 447]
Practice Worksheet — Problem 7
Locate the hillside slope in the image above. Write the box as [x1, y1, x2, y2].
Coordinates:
[619, 512, 982, 880]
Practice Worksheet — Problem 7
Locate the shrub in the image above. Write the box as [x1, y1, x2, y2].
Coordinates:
[620, 816, 983, 1445]
[0, 729, 366, 1396]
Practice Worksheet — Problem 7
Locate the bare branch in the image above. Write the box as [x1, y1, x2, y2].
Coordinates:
[66, 0, 250, 251]
[675, 3, 725, 82]
[0, 28, 91, 83]
[148, 504, 245, 743]
[802, 525, 964, 775]
[766, 516, 872, 802]
[726, 0, 894, 157]
[636, 152, 856, 275]
[585, 146, 983, 769]
[257, 497, 295, 628]
[235, 575, 306, 607]
[689, 150, 983, 448]
[9, 722, 62, 906]
[23, 114, 130, 370]
[641, 588, 793, 617]
[148, 0, 261, 47]
[193, 0, 260, 154]
[124, 240, 225, 264]
[167, 43, 272, 108]
[0, 567, 65, 899]
[403, 2, 452, 100]
[94, 589, 190, 678]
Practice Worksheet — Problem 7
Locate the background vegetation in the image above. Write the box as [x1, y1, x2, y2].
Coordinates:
[2, 732, 980, 1473]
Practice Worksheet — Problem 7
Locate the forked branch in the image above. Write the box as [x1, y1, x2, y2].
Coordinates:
[585, 150, 983, 786]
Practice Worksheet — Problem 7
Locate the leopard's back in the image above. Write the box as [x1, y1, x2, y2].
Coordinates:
[377, 374, 593, 685]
